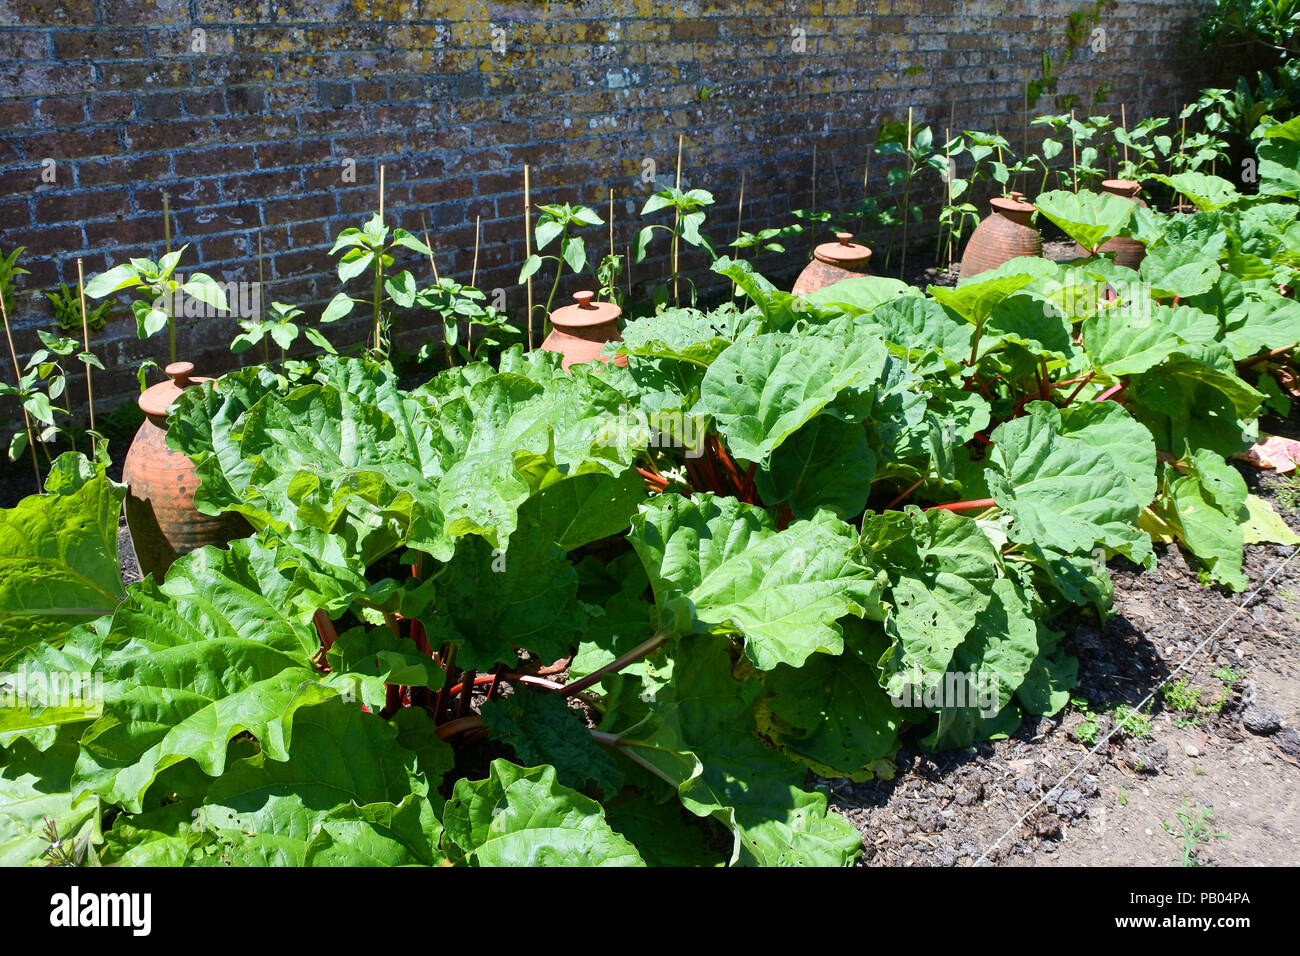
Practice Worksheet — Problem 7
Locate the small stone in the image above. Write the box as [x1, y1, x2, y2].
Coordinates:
[1184, 742, 1200, 757]
[1034, 812, 1062, 839]
[1276, 727, 1300, 758]
[1243, 704, 1282, 736]
[1126, 741, 1168, 774]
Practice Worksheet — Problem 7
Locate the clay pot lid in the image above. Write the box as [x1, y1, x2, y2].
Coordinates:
[138, 361, 211, 418]
[813, 232, 873, 267]
[550, 291, 621, 329]
[1101, 179, 1142, 197]
[991, 195, 1036, 215]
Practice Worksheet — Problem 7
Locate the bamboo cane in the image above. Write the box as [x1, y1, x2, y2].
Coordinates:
[76, 258, 95, 437]
[733, 170, 746, 296]
[257, 229, 268, 363]
[471, 215, 481, 288]
[1121, 103, 1128, 173]
[1070, 109, 1079, 193]
[0, 294, 40, 492]
[900, 107, 913, 278]
[523, 164, 534, 349]
[673, 133, 683, 306]
[374, 164, 386, 351]
[162, 192, 177, 363]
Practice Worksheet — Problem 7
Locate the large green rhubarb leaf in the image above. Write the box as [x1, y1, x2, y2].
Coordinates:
[0, 454, 125, 666]
[1034, 189, 1136, 252]
[1222, 294, 1300, 360]
[987, 402, 1152, 564]
[1082, 303, 1219, 376]
[921, 578, 1041, 749]
[755, 413, 875, 519]
[614, 635, 861, 866]
[761, 619, 901, 780]
[71, 537, 363, 812]
[481, 691, 623, 797]
[420, 523, 583, 670]
[442, 759, 643, 866]
[187, 697, 441, 866]
[0, 726, 99, 866]
[693, 331, 888, 464]
[1153, 172, 1243, 211]
[630, 494, 883, 670]
[861, 508, 999, 693]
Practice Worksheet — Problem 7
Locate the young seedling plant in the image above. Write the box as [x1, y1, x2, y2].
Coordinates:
[83, 245, 227, 365]
[633, 187, 716, 308]
[519, 203, 605, 330]
[323, 213, 433, 357]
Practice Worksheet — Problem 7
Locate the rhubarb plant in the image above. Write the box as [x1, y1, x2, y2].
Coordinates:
[2, 126, 1299, 869]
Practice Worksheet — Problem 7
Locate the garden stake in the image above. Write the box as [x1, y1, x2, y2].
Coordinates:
[900, 107, 914, 278]
[471, 214, 481, 288]
[523, 164, 534, 348]
[1023, 81, 1030, 192]
[0, 294, 40, 491]
[419, 215, 440, 283]
[733, 169, 746, 295]
[673, 133, 684, 306]
[75, 258, 95, 437]
[1121, 103, 1129, 169]
[374, 164, 386, 352]
[1071, 109, 1078, 193]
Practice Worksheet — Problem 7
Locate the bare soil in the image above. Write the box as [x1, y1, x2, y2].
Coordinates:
[826, 465, 1300, 868]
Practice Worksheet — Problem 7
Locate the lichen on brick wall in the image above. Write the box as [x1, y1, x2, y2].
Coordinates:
[0, 0, 1210, 414]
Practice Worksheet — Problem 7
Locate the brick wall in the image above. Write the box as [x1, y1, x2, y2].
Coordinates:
[1, 0, 1211, 413]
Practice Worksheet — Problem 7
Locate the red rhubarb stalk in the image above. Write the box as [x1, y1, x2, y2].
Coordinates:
[1095, 381, 1126, 402]
[925, 498, 996, 513]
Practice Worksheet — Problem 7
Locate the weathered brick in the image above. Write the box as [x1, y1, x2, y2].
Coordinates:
[52, 28, 150, 60]
[35, 187, 130, 224]
[0, 0, 1216, 416]
[77, 154, 170, 188]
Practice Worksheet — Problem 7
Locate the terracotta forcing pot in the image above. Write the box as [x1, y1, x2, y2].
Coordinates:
[792, 232, 873, 296]
[958, 195, 1042, 279]
[541, 292, 629, 371]
[123, 361, 250, 581]
[1075, 179, 1148, 268]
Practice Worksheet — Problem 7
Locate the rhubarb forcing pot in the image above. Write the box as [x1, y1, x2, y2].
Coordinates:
[122, 361, 250, 580]
[792, 232, 873, 296]
[959, 195, 1042, 279]
[1075, 179, 1148, 268]
[542, 291, 629, 371]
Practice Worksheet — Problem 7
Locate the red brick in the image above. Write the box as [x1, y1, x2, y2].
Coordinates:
[35, 187, 130, 224]
[173, 146, 257, 179]
[78, 154, 170, 188]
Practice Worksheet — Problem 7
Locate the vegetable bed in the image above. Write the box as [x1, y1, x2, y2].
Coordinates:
[5, 119, 1300, 867]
